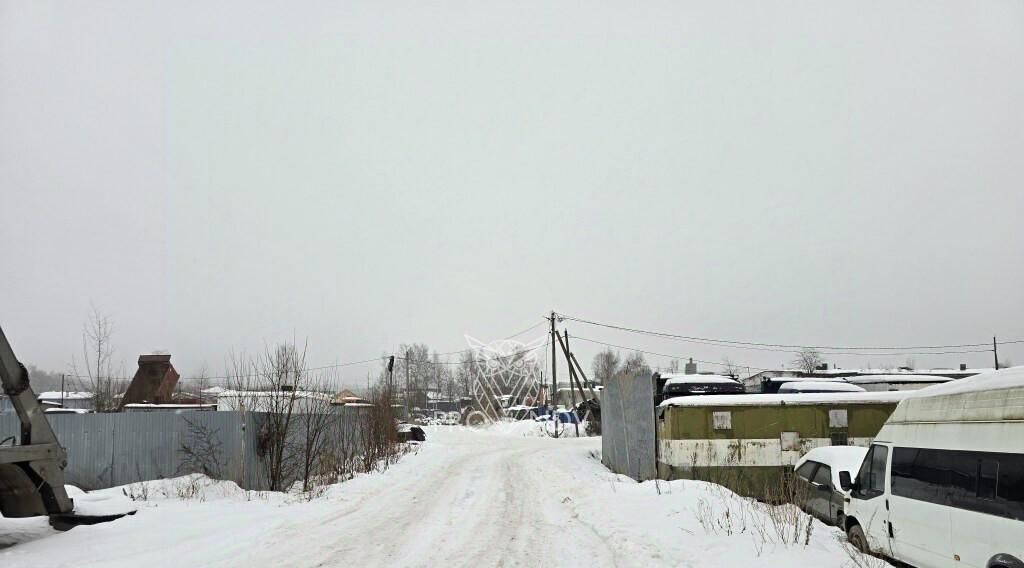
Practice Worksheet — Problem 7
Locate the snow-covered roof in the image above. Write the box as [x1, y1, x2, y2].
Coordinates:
[216, 390, 330, 400]
[909, 366, 1024, 398]
[845, 374, 953, 385]
[123, 403, 217, 409]
[662, 373, 739, 386]
[795, 446, 869, 489]
[778, 381, 866, 393]
[759, 368, 993, 378]
[659, 390, 914, 408]
[37, 391, 94, 400]
[44, 407, 91, 414]
[201, 386, 227, 394]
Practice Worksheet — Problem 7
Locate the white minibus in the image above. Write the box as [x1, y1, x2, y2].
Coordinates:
[840, 367, 1024, 568]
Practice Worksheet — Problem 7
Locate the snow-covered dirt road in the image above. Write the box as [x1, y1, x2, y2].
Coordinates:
[1, 425, 874, 567]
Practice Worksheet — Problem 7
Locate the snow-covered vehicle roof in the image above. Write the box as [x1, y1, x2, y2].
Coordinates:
[778, 381, 866, 393]
[795, 446, 869, 490]
[659, 390, 914, 408]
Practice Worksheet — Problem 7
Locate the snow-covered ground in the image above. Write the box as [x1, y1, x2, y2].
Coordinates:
[1, 426, 879, 567]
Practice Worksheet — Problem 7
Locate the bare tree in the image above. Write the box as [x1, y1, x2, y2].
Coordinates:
[73, 306, 124, 411]
[296, 371, 340, 492]
[591, 348, 621, 385]
[620, 351, 652, 379]
[792, 348, 823, 374]
[720, 356, 742, 378]
[227, 341, 310, 491]
[664, 359, 681, 373]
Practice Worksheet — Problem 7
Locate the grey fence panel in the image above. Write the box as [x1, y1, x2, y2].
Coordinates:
[1, 408, 369, 492]
[52, 413, 118, 490]
[601, 372, 656, 481]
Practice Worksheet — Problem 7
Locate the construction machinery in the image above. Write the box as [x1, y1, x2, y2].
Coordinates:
[0, 324, 130, 529]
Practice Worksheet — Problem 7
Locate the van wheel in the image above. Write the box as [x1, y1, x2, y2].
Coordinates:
[847, 524, 869, 554]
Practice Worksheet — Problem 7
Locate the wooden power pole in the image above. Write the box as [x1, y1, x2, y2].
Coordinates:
[405, 349, 412, 420]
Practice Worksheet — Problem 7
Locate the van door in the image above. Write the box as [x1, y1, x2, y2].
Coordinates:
[888, 447, 953, 568]
[849, 444, 893, 557]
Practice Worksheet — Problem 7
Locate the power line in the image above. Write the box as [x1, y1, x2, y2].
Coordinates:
[557, 312, 1021, 354]
[571, 335, 773, 372]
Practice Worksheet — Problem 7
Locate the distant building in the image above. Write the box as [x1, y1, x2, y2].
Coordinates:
[38, 391, 95, 411]
[1, 391, 94, 413]
[331, 389, 367, 406]
[216, 389, 331, 413]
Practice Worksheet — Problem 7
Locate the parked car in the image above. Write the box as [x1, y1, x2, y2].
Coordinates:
[793, 445, 868, 526]
[397, 422, 426, 442]
[840, 368, 1024, 568]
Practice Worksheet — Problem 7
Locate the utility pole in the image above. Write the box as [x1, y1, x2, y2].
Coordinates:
[550, 311, 557, 410]
[994, 336, 999, 370]
[405, 350, 412, 420]
[60, 374, 65, 408]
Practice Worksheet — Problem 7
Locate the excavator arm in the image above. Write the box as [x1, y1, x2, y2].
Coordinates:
[0, 324, 75, 518]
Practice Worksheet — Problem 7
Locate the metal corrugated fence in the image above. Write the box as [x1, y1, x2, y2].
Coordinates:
[601, 372, 657, 481]
[0, 409, 368, 491]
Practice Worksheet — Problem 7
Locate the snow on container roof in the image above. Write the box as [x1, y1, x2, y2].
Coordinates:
[659, 390, 913, 408]
[661, 373, 739, 386]
[778, 381, 866, 393]
[845, 374, 954, 384]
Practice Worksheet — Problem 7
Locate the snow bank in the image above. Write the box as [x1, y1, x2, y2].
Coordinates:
[1, 428, 881, 567]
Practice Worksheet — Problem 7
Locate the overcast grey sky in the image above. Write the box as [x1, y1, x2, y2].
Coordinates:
[2, 1, 1022, 386]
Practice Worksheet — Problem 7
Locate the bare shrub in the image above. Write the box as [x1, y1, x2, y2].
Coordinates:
[178, 416, 226, 479]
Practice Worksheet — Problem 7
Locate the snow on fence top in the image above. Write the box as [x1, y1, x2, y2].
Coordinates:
[658, 390, 914, 408]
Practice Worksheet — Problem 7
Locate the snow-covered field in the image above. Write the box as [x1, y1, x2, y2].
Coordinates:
[1, 425, 879, 567]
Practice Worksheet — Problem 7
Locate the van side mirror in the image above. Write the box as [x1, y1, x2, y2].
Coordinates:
[839, 470, 853, 492]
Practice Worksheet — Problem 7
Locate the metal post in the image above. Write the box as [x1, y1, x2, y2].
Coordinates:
[994, 336, 999, 370]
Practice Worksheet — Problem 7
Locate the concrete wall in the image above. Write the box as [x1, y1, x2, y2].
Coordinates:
[601, 372, 656, 481]
[0, 407, 370, 491]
